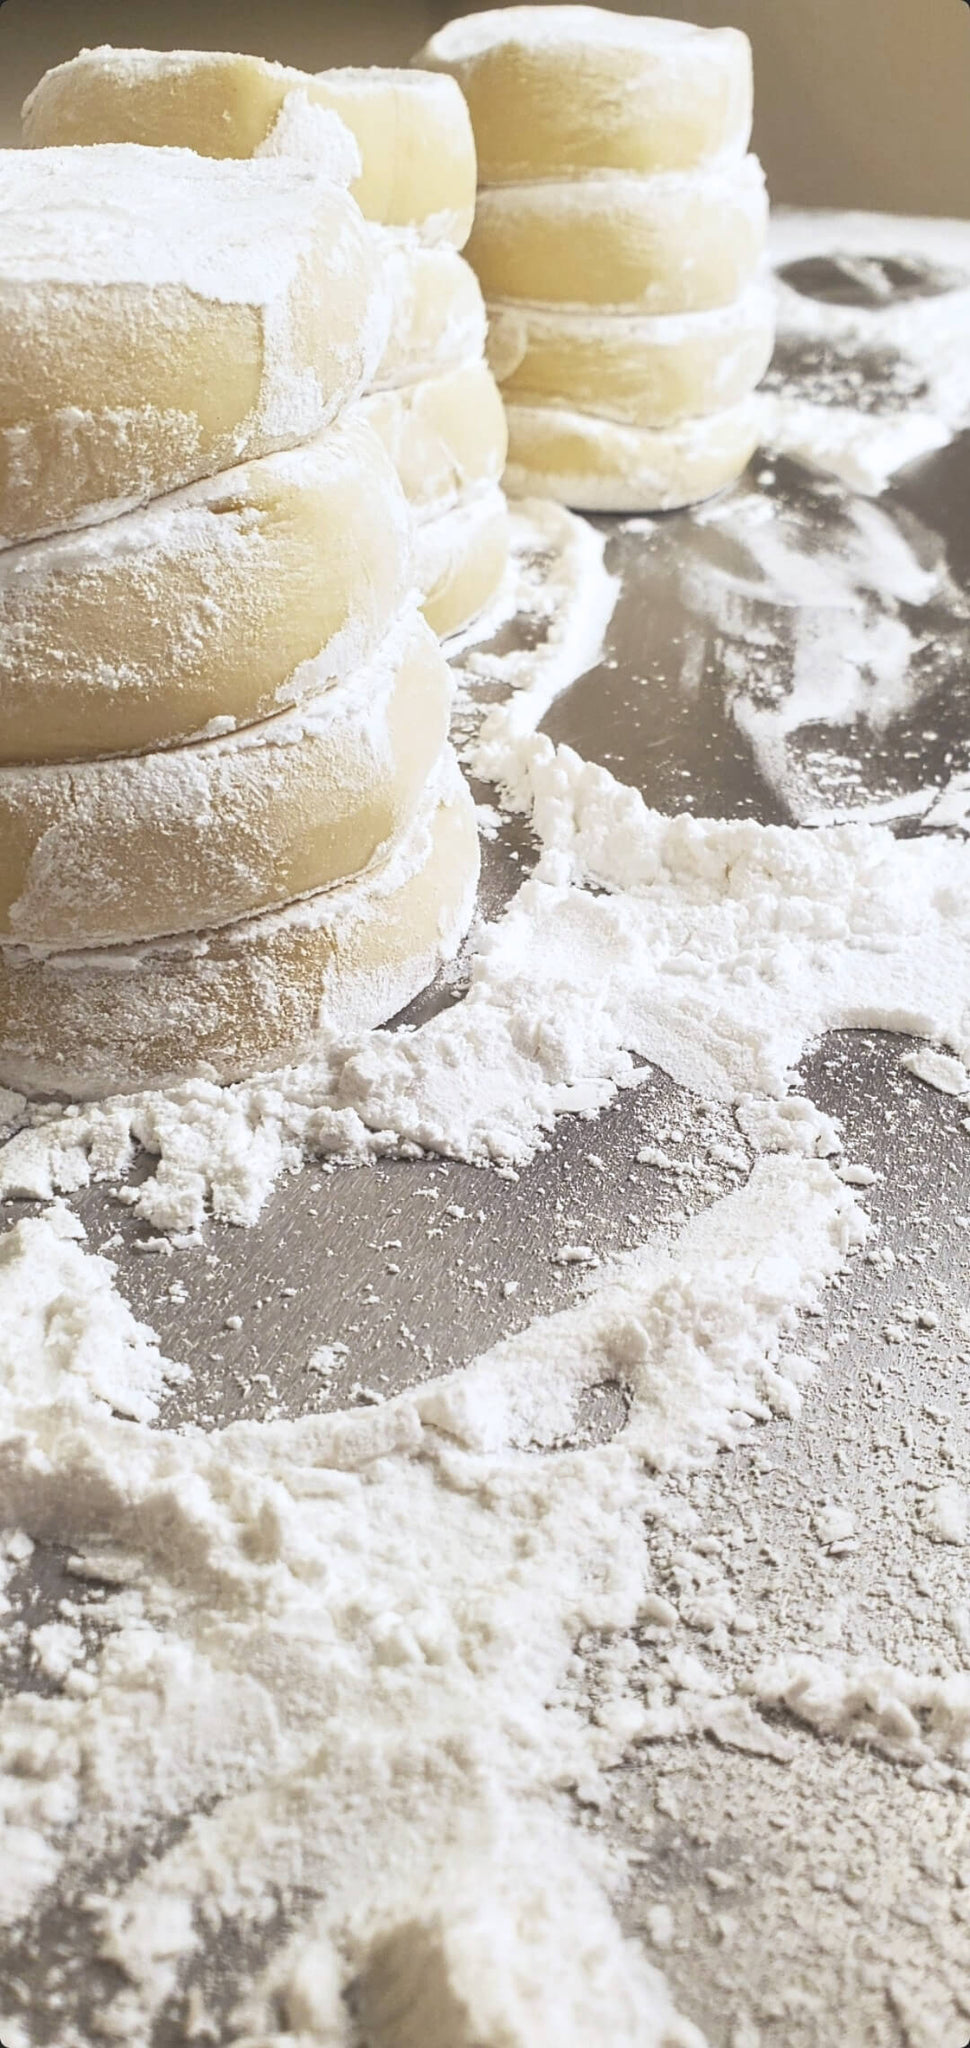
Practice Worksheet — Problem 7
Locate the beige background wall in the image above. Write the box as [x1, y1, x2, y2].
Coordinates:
[3, 0, 969, 216]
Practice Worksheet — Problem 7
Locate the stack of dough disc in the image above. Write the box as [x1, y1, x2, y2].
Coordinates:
[417, 6, 775, 512]
[0, 134, 479, 1097]
[24, 45, 511, 640]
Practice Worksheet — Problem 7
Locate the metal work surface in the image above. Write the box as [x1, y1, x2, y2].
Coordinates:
[4, 228, 970, 2046]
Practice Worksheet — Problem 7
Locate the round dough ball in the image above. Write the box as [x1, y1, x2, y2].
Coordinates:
[0, 145, 385, 547]
[415, 486, 510, 639]
[24, 48, 477, 245]
[0, 751, 480, 1100]
[487, 287, 775, 428]
[0, 610, 452, 949]
[503, 397, 761, 512]
[373, 242, 487, 390]
[416, 7, 752, 183]
[0, 418, 412, 766]
[356, 362, 508, 512]
[466, 159, 768, 314]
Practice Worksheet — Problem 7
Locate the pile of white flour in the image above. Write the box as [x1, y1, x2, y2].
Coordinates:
[0, 1161, 864, 2046]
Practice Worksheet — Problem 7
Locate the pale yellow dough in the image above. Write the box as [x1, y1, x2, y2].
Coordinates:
[466, 159, 768, 314]
[373, 243, 487, 390]
[23, 47, 477, 244]
[487, 287, 775, 428]
[0, 752, 479, 1100]
[503, 398, 760, 512]
[356, 363, 508, 513]
[415, 487, 510, 638]
[416, 6, 752, 182]
[0, 144, 384, 547]
[0, 610, 451, 949]
[0, 419, 411, 766]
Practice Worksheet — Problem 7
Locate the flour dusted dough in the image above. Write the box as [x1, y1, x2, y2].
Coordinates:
[487, 287, 775, 429]
[0, 420, 411, 766]
[0, 610, 451, 948]
[416, 6, 752, 183]
[466, 159, 767, 314]
[0, 751, 479, 1099]
[503, 397, 760, 511]
[23, 47, 477, 244]
[0, 144, 384, 547]
[415, 487, 510, 638]
[373, 244, 487, 390]
[356, 363, 508, 512]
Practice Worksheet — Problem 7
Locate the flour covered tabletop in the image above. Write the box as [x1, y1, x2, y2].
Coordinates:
[3, 214, 970, 2048]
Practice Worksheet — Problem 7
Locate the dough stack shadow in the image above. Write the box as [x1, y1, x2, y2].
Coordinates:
[417, 4, 776, 512]
[0, 75, 487, 1099]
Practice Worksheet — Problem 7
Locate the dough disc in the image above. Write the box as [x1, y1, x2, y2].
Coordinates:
[416, 7, 752, 183]
[0, 418, 411, 765]
[414, 487, 510, 639]
[373, 243, 487, 391]
[0, 610, 452, 948]
[23, 49, 477, 245]
[0, 751, 479, 1100]
[503, 397, 761, 512]
[466, 160, 768, 314]
[356, 363, 508, 513]
[0, 145, 384, 546]
[487, 288, 775, 429]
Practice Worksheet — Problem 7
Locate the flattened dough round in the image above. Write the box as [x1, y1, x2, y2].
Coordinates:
[356, 363, 508, 511]
[466, 159, 768, 314]
[0, 610, 452, 948]
[0, 418, 411, 765]
[23, 48, 477, 244]
[374, 243, 487, 390]
[0, 145, 384, 546]
[0, 752, 479, 1100]
[416, 7, 752, 183]
[415, 487, 510, 638]
[487, 287, 775, 428]
[503, 398, 760, 512]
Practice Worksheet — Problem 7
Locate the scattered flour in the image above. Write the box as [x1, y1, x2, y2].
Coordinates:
[0, 1157, 864, 2043]
[924, 1481, 969, 1547]
[765, 210, 970, 495]
[735, 1094, 842, 1160]
[4, 731, 970, 1234]
[675, 473, 970, 829]
[900, 1044, 970, 1098]
[751, 1652, 970, 1780]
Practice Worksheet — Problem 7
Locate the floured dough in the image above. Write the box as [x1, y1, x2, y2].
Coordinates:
[503, 397, 760, 512]
[23, 47, 477, 245]
[466, 159, 768, 313]
[373, 243, 487, 391]
[416, 7, 752, 183]
[487, 287, 775, 428]
[0, 418, 411, 765]
[414, 486, 510, 638]
[0, 144, 384, 546]
[0, 750, 479, 1099]
[356, 363, 508, 512]
[0, 610, 451, 948]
